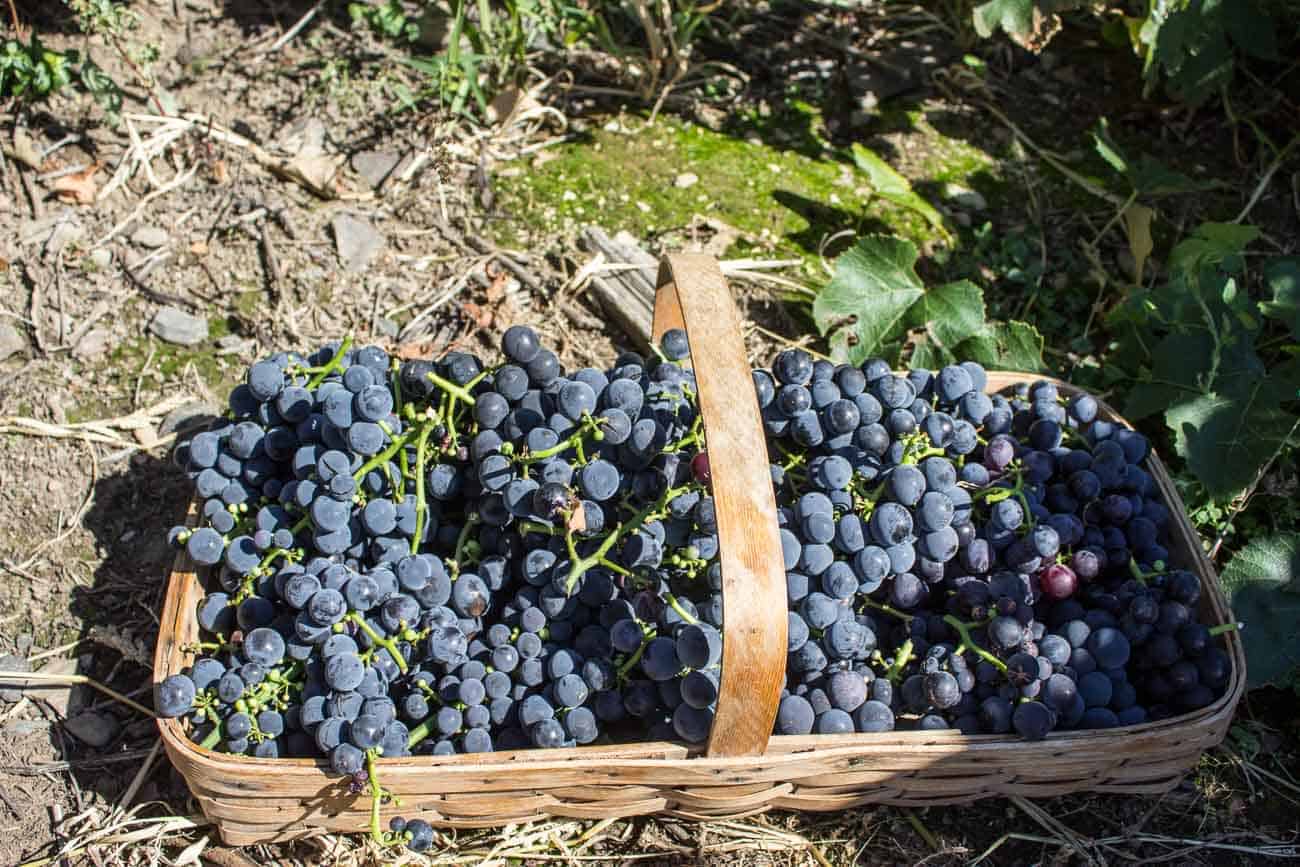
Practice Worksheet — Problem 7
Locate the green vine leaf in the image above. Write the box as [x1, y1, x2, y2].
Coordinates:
[851, 144, 949, 239]
[813, 236, 924, 365]
[904, 280, 986, 350]
[1167, 222, 1259, 279]
[1220, 533, 1300, 688]
[972, 0, 1034, 38]
[1261, 257, 1300, 342]
[1163, 360, 1300, 501]
[955, 321, 1044, 372]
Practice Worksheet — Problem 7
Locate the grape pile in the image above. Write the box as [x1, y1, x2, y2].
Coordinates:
[156, 328, 1231, 850]
[755, 355, 1232, 740]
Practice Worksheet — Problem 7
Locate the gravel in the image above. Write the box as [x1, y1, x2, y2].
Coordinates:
[332, 214, 385, 273]
[149, 306, 209, 346]
[130, 225, 170, 248]
[63, 710, 121, 748]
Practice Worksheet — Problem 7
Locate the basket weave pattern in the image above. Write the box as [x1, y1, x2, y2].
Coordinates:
[154, 257, 1245, 846]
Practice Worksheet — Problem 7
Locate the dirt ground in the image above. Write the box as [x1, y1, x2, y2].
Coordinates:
[1, 1, 1298, 865]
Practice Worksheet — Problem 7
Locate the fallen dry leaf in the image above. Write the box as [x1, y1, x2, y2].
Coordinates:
[270, 153, 343, 199]
[485, 269, 509, 304]
[50, 163, 102, 205]
[462, 301, 494, 330]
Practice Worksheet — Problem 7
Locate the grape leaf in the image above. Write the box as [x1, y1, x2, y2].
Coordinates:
[851, 144, 948, 239]
[907, 339, 949, 371]
[904, 279, 986, 350]
[1092, 120, 1205, 196]
[955, 320, 1043, 372]
[813, 236, 925, 365]
[1261, 257, 1300, 341]
[972, 0, 1033, 38]
[1124, 328, 1265, 421]
[1163, 360, 1300, 501]
[1168, 222, 1259, 278]
[1128, 156, 1209, 196]
[1220, 533, 1300, 688]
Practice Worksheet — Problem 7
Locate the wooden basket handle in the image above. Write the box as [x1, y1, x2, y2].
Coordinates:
[652, 255, 787, 758]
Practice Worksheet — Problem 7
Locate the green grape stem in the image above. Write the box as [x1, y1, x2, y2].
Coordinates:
[1209, 622, 1242, 636]
[665, 410, 705, 453]
[406, 702, 440, 749]
[411, 422, 434, 555]
[425, 371, 479, 406]
[199, 720, 223, 750]
[365, 749, 403, 848]
[860, 597, 914, 624]
[942, 614, 1008, 674]
[514, 414, 608, 466]
[346, 613, 409, 674]
[234, 547, 298, 603]
[617, 630, 656, 678]
[305, 335, 354, 389]
[449, 513, 481, 579]
[884, 639, 914, 684]
[563, 482, 698, 594]
[664, 593, 699, 625]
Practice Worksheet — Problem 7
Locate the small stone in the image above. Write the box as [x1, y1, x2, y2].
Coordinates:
[131, 225, 170, 248]
[0, 654, 30, 702]
[332, 215, 385, 273]
[216, 334, 246, 351]
[159, 399, 221, 437]
[72, 328, 112, 361]
[0, 323, 27, 362]
[89, 248, 113, 269]
[376, 317, 399, 339]
[64, 710, 121, 748]
[943, 183, 988, 212]
[674, 172, 699, 189]
[149, 306, 208, 346]
[20, 212, 83, 254]
[351, 150, 407, 189]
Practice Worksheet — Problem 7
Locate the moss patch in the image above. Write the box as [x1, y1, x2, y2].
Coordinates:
[67, 316, 244, 424]
[495, 114, 938, 269]
[492, 106, 1026, 284]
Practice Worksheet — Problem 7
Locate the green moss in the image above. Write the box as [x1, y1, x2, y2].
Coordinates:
[491, 106, 1032, 281]
[493, 113, 935, 272]
[66, 318, 243, 424]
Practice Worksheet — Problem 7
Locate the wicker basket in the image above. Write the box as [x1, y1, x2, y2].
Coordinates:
[154, 255, 1246, 845]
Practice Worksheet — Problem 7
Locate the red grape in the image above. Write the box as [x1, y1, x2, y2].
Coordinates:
[691, 451, 711, 485]
[1038, 564, 1078, 600]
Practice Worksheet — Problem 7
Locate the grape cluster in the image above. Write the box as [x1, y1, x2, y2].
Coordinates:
[159, 328, 723, 849]
[155, 327, 1230, 850]
[756, 355, 1231, 740]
